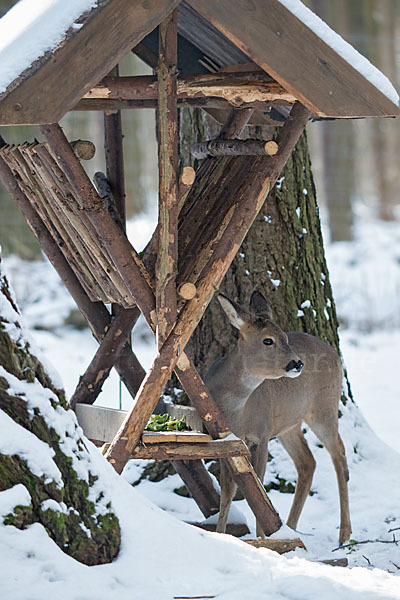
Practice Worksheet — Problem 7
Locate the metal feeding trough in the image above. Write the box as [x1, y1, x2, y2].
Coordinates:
[75, 402, 204, 445]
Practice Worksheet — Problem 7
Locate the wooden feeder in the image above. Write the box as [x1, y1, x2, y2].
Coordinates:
[0, 0, 398, 545]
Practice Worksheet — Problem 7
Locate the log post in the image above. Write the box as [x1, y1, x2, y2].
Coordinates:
[156, 8, 179, 346]
[70, 140, 96, 160]
[192, 139, 279, 159]
[104, 65, 126, 228]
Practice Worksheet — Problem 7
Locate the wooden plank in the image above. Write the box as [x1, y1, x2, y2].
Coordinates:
[244, 538, 306, 554]
[142, 431, 211, 444]
[131, 439, 250, 460]
[104, 66, 126, 229]
[0, 0, 182, 125]
[186, 0, 399, 117]
[73, 96, 285, 112]
[156, 9, 179, 346]
[188, 522, 250, 537]
[192, 139, 279, 159]
[82, 73, 295, 105]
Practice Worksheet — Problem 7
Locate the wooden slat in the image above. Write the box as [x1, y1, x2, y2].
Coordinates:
[186, 0, 399, 118]
[244, 538, 306, 554]
[130, 438, 250, 460]
[0, 0, 182, 125]
[82, 73, 295, 106]
[142, 431, 211, 444]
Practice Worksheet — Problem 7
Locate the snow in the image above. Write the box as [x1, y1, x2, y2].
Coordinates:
[278, 0, 399, 106]
[0, 484, 31, 519]
[0, 0, 97, 95]
[0, 404, 62, 485]
[2, 211, 400, 597]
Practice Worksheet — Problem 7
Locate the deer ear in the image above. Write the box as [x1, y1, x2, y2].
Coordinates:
[250, 291, 274, 319]
[217, 294, 249, 329]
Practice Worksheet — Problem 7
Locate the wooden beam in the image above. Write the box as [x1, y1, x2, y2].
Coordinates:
[173, 461, 220, 517]
[186, 0, 399, 118]
[73, 97, 282, 112]
[156, 9, 179, 346]
[129, 439, 250, 460]
[82, 73, 296, 106]
[69, 309, 134, 410]
[244, 538, 306, 553]
[0, 0, 182, 125]
[104, 65, 126, 228]
[105, 103, 310, 475]
[192, 139, 279, 159]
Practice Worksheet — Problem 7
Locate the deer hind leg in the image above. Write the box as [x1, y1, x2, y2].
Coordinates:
[216, 458, 237, 533]
[307, 418, 351, 544]
[278, 424, 316, 532]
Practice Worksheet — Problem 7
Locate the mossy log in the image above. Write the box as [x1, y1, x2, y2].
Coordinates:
[0, 258, 120, 565]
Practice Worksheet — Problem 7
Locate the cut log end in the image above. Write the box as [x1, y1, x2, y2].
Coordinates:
[70, 139, 96, 160]
[178, 282, 197, 300]
[180, 166, 196, 187]
[264, 140, 279, 155]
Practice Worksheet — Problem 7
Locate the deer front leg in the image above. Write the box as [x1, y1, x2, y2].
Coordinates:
[278, 425, 316, 532]
[216, 458, 237, 533]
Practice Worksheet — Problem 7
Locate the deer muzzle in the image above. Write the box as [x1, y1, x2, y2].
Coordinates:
[285, 359, 304, 378]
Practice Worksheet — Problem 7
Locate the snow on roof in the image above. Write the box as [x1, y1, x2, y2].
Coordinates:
[278, 0, 399, 106]
[0, 0, 97, 95]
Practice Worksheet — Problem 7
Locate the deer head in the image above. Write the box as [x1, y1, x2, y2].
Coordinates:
[218, 291, 304, 381]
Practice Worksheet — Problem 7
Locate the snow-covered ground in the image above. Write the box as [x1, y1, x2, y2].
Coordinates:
[2, 209, 400, 598]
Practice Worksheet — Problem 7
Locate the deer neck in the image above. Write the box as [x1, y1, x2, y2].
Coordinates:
[213, 349, 264, 415]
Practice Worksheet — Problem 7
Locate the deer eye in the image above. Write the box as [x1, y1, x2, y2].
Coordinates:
[263, 338, 274, 346]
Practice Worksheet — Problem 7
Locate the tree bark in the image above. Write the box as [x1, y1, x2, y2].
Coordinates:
[0, 257, 120, 565]
[176, 106, 353, 496]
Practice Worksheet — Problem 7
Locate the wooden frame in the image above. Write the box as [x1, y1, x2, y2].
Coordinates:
[3, 0, 390, 539]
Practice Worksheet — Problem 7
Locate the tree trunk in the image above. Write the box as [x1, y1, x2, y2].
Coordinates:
[0, 256, 120, 565]
[178, 108, 351, 402]
[174, 108, 353, 500]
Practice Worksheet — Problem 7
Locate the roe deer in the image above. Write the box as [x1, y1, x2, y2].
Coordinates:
[205, 291, 351, 543]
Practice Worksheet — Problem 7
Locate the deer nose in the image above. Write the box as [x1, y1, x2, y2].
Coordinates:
[285, 359, 304, 373]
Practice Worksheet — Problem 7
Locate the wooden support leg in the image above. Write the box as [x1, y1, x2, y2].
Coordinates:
[69, 308, 134, 410]
[170, 460, 220, 518]
[104, 65, 126, 229]
[156, 8, 179, 346]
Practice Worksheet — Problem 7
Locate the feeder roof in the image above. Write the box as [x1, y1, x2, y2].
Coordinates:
[0, 0, 398, 126]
